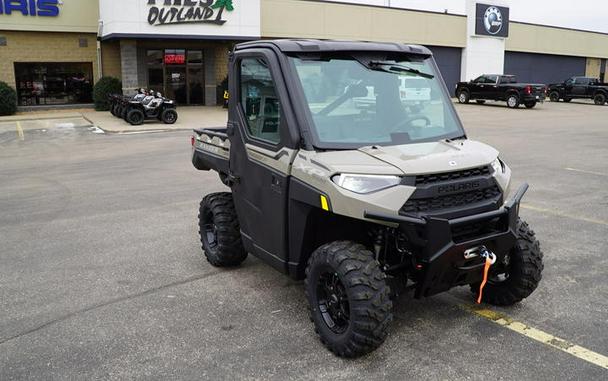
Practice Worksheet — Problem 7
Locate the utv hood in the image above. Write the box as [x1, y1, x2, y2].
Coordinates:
[311, 140, 498, 176]
[357, 140, 498, 175]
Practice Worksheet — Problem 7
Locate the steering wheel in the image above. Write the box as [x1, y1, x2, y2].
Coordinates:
[390, 115, 431, 133]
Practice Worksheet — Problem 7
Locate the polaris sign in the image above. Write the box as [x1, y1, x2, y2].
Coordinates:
[475, 3, 509, 38]
[0, 0, 60, 16]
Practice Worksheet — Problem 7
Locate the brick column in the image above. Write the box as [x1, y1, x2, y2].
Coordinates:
[120, 40, 139, 95]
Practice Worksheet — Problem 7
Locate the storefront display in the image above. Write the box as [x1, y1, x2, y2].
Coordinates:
[14, 62, 93, 106]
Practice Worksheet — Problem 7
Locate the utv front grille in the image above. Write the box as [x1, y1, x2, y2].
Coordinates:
[401, 185, 502, 214]
[414, 166, 491, 186]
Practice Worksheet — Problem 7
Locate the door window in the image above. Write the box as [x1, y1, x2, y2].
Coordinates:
[239, 58, 281, 144]
[485, 75, 498, 84]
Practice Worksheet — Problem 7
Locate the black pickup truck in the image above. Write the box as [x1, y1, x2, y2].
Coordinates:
[547, 76, 608, 105]
[456, 74, 546, 109]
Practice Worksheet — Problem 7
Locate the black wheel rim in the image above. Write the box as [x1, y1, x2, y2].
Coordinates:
[132, 113, 143, 124]
[165, 111, 176, 123]
[316, 270, 350, 334]
[488, 254, 512, 284]
[201, 208, 218, 251]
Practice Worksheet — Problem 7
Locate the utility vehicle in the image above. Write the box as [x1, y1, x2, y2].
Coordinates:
[547, 76, 608, 105]
[191, 40, 543, 357]
[456, 74, 546, 108]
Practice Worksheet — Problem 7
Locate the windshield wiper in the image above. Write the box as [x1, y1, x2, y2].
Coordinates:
[444, 134, 467, 142]
[368, 61, 434, 79]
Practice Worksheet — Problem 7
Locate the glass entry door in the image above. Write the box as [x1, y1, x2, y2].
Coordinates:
[147, 49, 205, 105]
[165, 67, 187, 104]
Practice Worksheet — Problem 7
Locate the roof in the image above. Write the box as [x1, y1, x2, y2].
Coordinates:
[235, 39, 433, 56]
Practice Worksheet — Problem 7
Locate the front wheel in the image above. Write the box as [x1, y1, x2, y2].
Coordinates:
[457, 90, 470, 104]
[549, 91, 560, 102]
[198, 193, 247, 267]
[161, 109, 178, 124]
[471, 219, 543, 306]
[506, 94, 520, 108]
[305, 241, 393, 358]
[524, 101, 537, 109]
[594, 93, 606, 105]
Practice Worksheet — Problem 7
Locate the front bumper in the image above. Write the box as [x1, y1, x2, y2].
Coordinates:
[365, 183, 529, 298]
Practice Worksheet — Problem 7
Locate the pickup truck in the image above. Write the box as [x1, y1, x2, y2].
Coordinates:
[547, 76, 608, 105]
[456, 74, 546, 109]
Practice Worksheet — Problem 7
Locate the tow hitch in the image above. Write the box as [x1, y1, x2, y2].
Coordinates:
[476, 246, 497, 304]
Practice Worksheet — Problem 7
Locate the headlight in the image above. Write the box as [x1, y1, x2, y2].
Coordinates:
[332, 174, 401, 194]
[491, 158, 505, 173]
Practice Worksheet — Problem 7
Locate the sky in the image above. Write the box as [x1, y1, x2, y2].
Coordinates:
[325, 0, 608, 34]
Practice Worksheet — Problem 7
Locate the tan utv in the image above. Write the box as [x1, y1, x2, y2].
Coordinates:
[191, 39, 543, 358]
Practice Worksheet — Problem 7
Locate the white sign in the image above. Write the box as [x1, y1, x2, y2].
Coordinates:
[99, 0, 260, 39]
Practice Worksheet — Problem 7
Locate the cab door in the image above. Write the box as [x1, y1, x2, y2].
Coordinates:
[572, 77, 589, 97]
[469, 76, 484, 97]
[485, 75, 499, 100]
[227, 50, 299, 272]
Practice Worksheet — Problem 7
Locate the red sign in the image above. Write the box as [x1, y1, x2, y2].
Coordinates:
[164, 54, 185, 65]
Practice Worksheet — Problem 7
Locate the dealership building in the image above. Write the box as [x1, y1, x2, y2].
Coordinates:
[1, 0, 607, 108]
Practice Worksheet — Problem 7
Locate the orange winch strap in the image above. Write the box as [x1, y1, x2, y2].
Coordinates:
[477, 257, 492, 304]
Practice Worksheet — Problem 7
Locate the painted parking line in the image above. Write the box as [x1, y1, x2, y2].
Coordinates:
[16, 121, 24, 141]
[521, 204, 608, 226]
[565, 167, 608, 177]
[465, 306, 608, 370]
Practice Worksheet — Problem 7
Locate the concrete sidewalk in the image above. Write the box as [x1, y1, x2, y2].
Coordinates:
[0, 106, 228, 134]
[82, 106, 228, 133]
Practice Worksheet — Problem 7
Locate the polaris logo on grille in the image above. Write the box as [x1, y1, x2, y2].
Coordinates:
[437, 181, 481, 195]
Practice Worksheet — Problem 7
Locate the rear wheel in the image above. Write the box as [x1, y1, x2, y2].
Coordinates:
[476, 100, 486, 104]
[457, 90, 470, 104]
[198, 192, 247, 267]
[126, 109, 145, 125]
[549, 91, 560, 102]
[471, 219, 543, 306]
[305, 241, 392, 358]
[161, 109, 178, 124]
[593, 93, 606, 105]
[506, 94, 520, 108]
[524, 101, 537, 109]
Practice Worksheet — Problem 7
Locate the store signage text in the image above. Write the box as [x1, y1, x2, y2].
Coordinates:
[0, 0, 60, 17]
[164, 53, 186, 65]
[147, 0, 235, 26]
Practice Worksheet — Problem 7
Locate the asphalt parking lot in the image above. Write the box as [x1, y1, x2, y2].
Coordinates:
[1, 100, 607, 380]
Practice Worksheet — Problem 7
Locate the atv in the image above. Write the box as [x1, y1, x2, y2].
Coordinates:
[191, 39, 544, 357]
[124, 91, 178, 126]
[108, 89, 145, 118]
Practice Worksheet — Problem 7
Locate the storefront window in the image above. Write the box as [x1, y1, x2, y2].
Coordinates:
[14, 63, 93, 106]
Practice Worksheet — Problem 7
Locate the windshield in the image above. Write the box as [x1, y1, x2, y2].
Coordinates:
[289, 54, 464, 149]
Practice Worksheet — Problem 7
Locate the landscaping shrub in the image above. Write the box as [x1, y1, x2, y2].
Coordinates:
[93, 77, 122, 111]
[0, 81, 17, 116]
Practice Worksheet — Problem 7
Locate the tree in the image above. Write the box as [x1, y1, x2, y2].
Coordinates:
[211, 0, 234, 22]
[211, 0, 234, 12]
